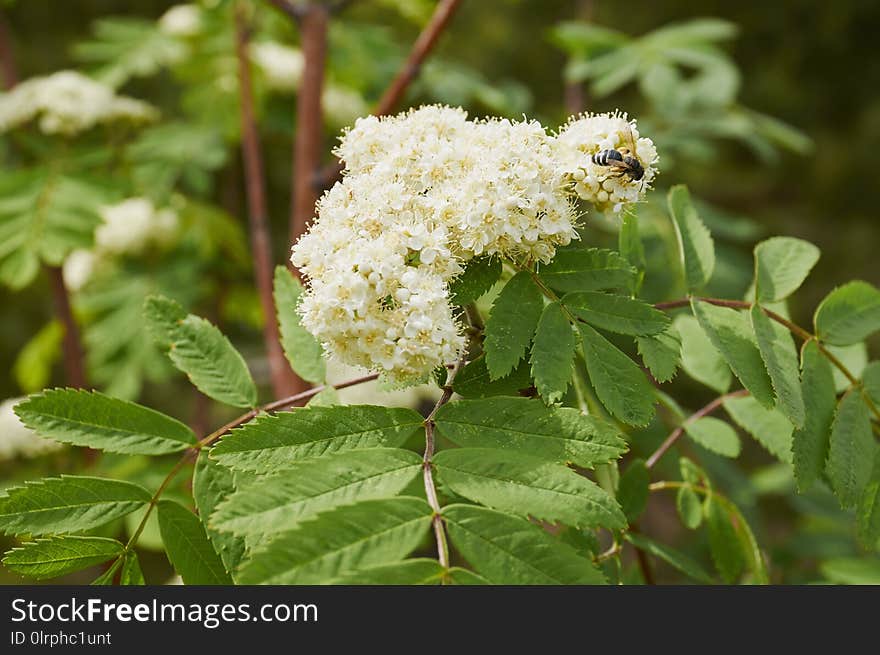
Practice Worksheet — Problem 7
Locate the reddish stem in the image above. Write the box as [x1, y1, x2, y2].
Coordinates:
[46, 266, 87, 388]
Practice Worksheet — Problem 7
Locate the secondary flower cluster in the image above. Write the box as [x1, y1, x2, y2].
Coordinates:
[0, 71, 157, 136]
[291, 105, 657, 383]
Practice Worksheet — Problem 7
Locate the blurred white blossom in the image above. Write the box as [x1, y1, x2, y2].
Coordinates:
[251, 41, 304, 91]
[0, 71, 158, 136]
[0, 398, 63, 461]
[62, 250, 99, 292]
[158, 4, 203, 37]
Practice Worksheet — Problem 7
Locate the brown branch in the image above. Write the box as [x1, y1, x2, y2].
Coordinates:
[315, 0, 464, 189]
[266, 0, 305, 20]
[0, 8, 18, 89]
[645, 389, 749, 469]
[47, 266, 87, 388]
[563, 0, 594, 115]
[288, 2, 329, 262]
[235, 4, 306, 398]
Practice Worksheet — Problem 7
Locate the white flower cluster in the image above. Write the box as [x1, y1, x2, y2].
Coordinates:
[556, 111, 659, 214]
[0, 398, 63, 461]
[0, 71, 158, 136]
[292, 106, 656, 384]
[158, 4, 203, 37]
[64, 198, 179, 291]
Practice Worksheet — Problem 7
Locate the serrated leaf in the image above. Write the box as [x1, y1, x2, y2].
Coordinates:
[434, 449, 625, 529]
[754, 237, 820, 303]
[676, 486, 703, 529]
[329, 559, 445, 585]
[751, 305, 805, 427]
[530, 302, 575, 403]
[618, 212, 646, 282]
[685, 417, 741, 458]
[2, 536, 123, 580]
[705, 496, 745, 583]
[723, 395, 793, 463]
[692, 300, 775, 407]
[539, 247, 637, 293]
[618, 459, 649, 522]
[448, 256, 502, 305]
[14, 388, 196, 455]
[193, 452, 246, 576]
[624, 533, 713, 583]
[863, 361, 880, 406]
[0, 476, 151, 536]
[446, 567, 491, 585]
[452, 355, 533, 399]
[237, 497, 433, 584]
[564, 292, 670, 336]
[157, 500, 232, 585]
[857, 448, 880, 549]
[827, 343, 868, 392]
[668, 185, 714, 291]
[119, 551, 145, 585]
[814, 281, 880, 346]
[826, 391, 874, 509]
[211, 405, 425, 472]
[211, 448, 422, 537]
[675, 315, 731, 392]
[636, 325, 681, 383]
[273, 266, 325, 383]
[434, 397, 627, 468]
[144, 295, 257, 408]
[820, 558, 880, 584]
[791, 341, 836, 491]
[443, 504, 605, 584]
[577, 322, 655, 426]
[484, 271, 544, 379]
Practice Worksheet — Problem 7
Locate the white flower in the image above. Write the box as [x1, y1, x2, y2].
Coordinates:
[0, 71, 158, 136]
[556, 111, 658, 214]
[251, 42, 304, 91]
[62, 249, 98, 291]
[95, 198, 180, 256]
[158, 4, 203, 37]
[0, 398, 63, 461]
[322, 85, 368, 127]
[291, 105, 656, 384]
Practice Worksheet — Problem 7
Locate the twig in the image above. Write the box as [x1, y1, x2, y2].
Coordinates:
[46, 266, 88, 388]
[315, 0, 464, 188]
[563, 0, 594, 115]
[0, 8, 18, 89]
[288, 2, 329, 259]
[234, 4, 306, 397]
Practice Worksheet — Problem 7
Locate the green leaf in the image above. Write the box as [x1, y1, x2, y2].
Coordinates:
[577, 322, 655, 426]
[538, 247, 637, 293]
[857, 448, 880, 549]
[443, 504, 605, 584]
[119, 551, 145, 585]
[329, 559, 445, 585]
[157, 500, 232, 585]
[0, 476, 151, 536]
[675, 315, 731, 393]
[448, 256, 502, 305]
[237, 497, 433, 584]
[828, 343, 868, 392]
[751, 305, 805, 427]
[434, 397, 627, 468]
[211, 448, 422, 537]
[624, 533, 713, 583]
[2, 536, 123, 580]
[618, 212, 646, 283]
[705, 496, 745, 583]
[273, 266, 325, 383]
[754, 237, 820, 303]
[668, 185, 715, 291]
[14, 388, 196, 455]
[211, 405, 425, 472]
[484, 271, 544, 379]
[446, 567, 491, 585]
[814, 281, 880, 346]
[791, 341, 836, 491]
[863, 361, 880, 406]
[692, 300, 775, 407]
[676, 486, 703, 529]
[12, 320, 62, 393]
[434, 449, 626, 530]
[684, 417, 741, 458]
[617, 459, 649, 522]
[826, 391, 874, 508]
[564, 292, 670, 336]
[723, 395, 793, 463]
[636, 325, 681, 383]
[193, 452, 246, 576]
[820, 558, 880, 585]
[530, 302, 575, 403]
[144, 295, 258, 408]
[452, 355, 533, 399]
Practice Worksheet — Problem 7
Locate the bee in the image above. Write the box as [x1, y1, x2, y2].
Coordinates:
[591, 123, 645, 183]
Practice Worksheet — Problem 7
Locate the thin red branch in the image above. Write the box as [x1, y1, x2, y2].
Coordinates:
[235, 5, 306, 398]
[46, 266, 87, 388]
[289, 3, 329, 263]
[563, 0, 594, 115]
[315, 0, 464, 188]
